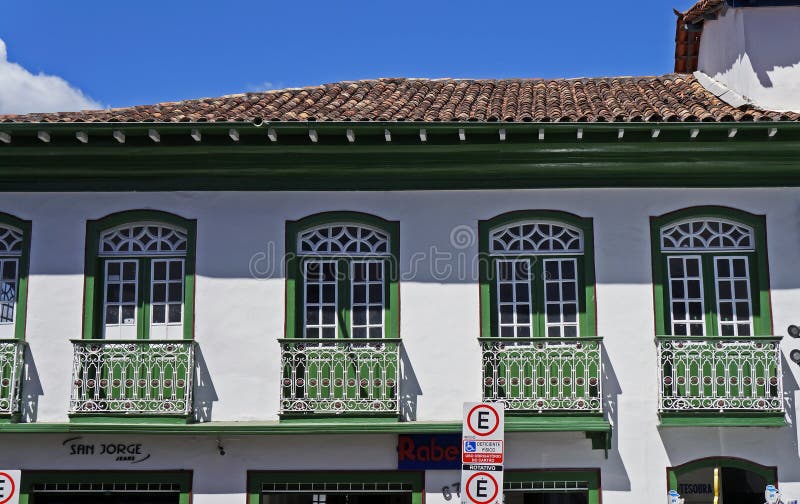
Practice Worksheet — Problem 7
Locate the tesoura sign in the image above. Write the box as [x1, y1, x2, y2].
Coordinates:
[461, 402, 504, 504]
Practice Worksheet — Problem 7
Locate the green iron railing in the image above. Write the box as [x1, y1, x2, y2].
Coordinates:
[657, 335, 783, 413]
[279, 338, 400, 415]
[480, 337, 603, 413]
[70, 339, 195, 416]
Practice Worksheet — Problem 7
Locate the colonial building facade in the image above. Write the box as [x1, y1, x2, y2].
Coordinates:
[1, 1, 800, 503]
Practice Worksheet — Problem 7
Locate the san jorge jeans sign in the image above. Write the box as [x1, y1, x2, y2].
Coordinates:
[398, 434, 461, 470]
[63, 436, 151, 464]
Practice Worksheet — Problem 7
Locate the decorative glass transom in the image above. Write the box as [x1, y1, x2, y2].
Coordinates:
[0, 226, 23, 256]
[298, 224, 389, 255]
[100, 223, 188, 255]
[660, 219, 754, 252]
[490, 221, 583, 254]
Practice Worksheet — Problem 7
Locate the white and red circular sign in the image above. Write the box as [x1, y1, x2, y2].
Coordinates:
[466, 403, 500, 436]
[465, 471, 499, 504]
[0, 471, 18, 504]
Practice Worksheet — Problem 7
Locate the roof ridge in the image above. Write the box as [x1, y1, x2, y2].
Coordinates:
[2, 73, 797, 124]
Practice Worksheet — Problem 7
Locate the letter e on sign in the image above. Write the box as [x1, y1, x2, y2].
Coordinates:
[0, 470, 20, 504]
[465, 403, 503, 437]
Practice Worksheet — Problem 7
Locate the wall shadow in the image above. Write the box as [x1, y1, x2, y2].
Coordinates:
[399, 344, 421, 422]
[600, 344, 631, 491]
[20, 343, 42, 423]
[193, 345, 218, 423]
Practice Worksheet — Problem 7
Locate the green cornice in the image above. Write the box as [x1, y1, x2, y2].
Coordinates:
[0, 121, 799, 190]
[0, 416, 611, 435]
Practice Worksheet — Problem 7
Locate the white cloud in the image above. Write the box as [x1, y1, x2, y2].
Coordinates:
[0, 38, 101, 114]
[247, 81, 282, 92]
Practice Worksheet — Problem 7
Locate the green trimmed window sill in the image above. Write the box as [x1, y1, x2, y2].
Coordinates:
[659, 413, 786, 428]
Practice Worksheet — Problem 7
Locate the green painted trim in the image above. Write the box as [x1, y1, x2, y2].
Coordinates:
[659, 414, 786, 427]
[667, 457, 777, 493]
[0, 417, 610, 435]
[83, 210, 197, 340]
[19, 470, 192, 504]
[0, 212, 31, 341]
[2, 137, 800, 190]
[478, 210, 597, 338]
[68, 415, 191, 424]
[650, 206, 773, 336]
[247, 470, 424, 504]
[506, 470, 601, 504]
[284, 211, 400, 341]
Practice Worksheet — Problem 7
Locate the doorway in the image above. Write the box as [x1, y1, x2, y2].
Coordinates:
[670, 458, 776, 504]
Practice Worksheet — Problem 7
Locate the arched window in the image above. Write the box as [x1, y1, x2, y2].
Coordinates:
[84, 212, 196, 340]
[0, 214, 31, 340]
[652, 209, 770, 337]
[286, 214, 399, 340]
[479, 212, 596, 339]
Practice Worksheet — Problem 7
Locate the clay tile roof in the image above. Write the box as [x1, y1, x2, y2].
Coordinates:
[674, 0, 727, 73]
[2, 74, 798, 124]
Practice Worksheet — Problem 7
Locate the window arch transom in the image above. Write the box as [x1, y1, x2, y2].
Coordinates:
[490, 221, 583, 255]
[100, 223, 188, 256]
[0, 226, 23, 256]
[660, 218, 754, 252]
[298, 224, 389, 256]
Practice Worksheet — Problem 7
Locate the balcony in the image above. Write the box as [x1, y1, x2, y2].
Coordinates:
[279, 339, 400, 415]
[0, 339, 25, 417]
[70, 340, 195, 416]
[481, 338, 603, 413]
[657, 336, 783, 415]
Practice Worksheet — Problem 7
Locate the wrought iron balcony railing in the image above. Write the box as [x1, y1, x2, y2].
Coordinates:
[657, 336, 783, 413]
[0, 339, 25, 416]
[480, 337, 603, 413]
[279, 338, 400, 415]
[70, 339, 195, 416]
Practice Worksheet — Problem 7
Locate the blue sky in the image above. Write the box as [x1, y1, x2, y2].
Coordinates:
[0, 0, 698, 112]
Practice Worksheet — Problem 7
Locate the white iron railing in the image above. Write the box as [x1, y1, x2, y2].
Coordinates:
[0, 339, 25, 416]
[279, 339, 400, 415]
[657, 336, 783, 412]
[70, 340, 195, 416]
[481, 337, 603, 413]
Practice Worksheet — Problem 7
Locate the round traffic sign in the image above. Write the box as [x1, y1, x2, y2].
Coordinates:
[0, 471, 17, 504]
[467, 403, 500, 436]
[465, 472, 499, 504]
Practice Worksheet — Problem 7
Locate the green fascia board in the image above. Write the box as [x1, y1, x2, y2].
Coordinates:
[1, 121, 800, 190]
[659, 414, 786, 427]
[0, 416, 611, 435]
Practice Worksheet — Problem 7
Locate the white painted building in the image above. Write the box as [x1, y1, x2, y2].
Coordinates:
[0, 2, 799, 503]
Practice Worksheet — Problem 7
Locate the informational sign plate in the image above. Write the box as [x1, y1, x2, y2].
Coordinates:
[0, 470, 21, 504]
[461, 402, 504, 504]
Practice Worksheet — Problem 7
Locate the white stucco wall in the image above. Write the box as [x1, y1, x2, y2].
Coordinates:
[1, 188, 799, 503]
[697, 6, 800, 112]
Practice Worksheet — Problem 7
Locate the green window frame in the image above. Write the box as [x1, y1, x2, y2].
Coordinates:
[247, 471, 423, 504]
[19, 470, 192, 504]
[505, 470, 601, 504]
[83, 210, 197, 341]
[479, 211, 597, 339]
[0, 212, 31, 341]
[285, 212, 400, 341]
[650, 207, 772, 337]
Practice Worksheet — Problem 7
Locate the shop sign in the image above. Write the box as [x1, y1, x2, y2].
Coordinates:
[398, 434, 460, 470]
[63, 436, 151, 464]
[0, 470, 20, 504]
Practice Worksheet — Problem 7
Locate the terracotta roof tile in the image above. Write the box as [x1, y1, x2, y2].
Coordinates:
[2, 74, 798, 124]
